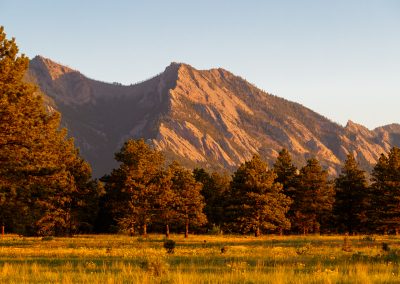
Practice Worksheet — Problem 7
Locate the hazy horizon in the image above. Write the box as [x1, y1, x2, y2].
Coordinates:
[1, 0, 399, 129]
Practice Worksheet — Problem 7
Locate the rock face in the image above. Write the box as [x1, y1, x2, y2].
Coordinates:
[28, 56, 400, 177]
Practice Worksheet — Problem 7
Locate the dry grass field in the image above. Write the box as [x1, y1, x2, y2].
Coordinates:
[0, 234, 399, 283]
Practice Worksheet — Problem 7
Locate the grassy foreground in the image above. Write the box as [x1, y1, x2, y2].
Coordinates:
[0, 234, 399, 283]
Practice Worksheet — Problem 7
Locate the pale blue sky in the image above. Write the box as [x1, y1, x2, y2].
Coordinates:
[1, 0, 399, 129]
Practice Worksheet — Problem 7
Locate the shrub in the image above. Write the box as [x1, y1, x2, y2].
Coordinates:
[382, 242, 390, 252]
[163, 239, 176, 254]
[209, 225, 223, 235]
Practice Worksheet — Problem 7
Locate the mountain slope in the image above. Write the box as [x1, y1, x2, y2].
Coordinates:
[28, 56, 400, 177]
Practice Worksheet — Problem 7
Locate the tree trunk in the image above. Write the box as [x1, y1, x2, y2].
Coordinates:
[129, 227, 134, 237]
[396, 228, 399, 235]
[279, 228, 283, 236]
[143, 224, 147, 237]
[255, 226, 260, 237]
[166, 224, 170, 238]
[185, 219, 189, 238]
[303, 227, 306, 236]
[1, 225, 4, 237]
[68, 211, 73, 237]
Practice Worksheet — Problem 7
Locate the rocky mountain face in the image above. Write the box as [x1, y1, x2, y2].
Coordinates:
[28, 56, 400, 177]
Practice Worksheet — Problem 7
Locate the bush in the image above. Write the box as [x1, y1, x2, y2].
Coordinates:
[163, 239, 176, 254]
[209, 225, 223, 235]
[382, 242, 390, 252]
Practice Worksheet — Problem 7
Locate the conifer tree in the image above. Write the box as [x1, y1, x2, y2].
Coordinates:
[0, 26, 100, 236]
[334, 154, 369, 234]
[370, 147, 400, 234]
[105, 139, 164, 236]
[153, 169, 176, 238]
[193, 168, 230, 229]
[273, 149, 298, 197]
[291, 158, 334, 234]
[228, 155, 291, 236]
[273, 149, 298, 233]
[169, 162, 206, 238]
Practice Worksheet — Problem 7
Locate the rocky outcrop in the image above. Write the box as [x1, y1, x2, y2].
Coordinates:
[28, 56, 400, 177]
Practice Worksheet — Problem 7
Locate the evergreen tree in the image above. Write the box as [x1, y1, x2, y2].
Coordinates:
[193, 168, 230, 229]
[334, 154, 369, 234]
[153, 169, 176, 238]
[292, 158, 334, 234]
[273, 149, 298, 233]
[105, 139, 164, 236]
[273, 148, 298, 197]
[170, 162, 206, 238]
[0, 27, 100, 236]
[370, 147, 400, 234]
[228, 155, 291, 236]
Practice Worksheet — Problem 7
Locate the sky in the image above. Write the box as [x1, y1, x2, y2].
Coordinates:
[1, 0, 399, 129]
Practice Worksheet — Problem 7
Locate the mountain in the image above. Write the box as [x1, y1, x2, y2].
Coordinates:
[27, 56, 400, 177]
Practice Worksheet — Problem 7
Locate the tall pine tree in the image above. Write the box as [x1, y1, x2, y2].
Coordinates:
[291, 158, 334, 234]
[370, 147, 400, 234]
[334, 154, 369, 234]
[0, 27, 100, 236]
[104, 139, 164, 236]
[228, 155, 291, 236]
[193, 168, 230, 230]
[170, 162, 206, 238]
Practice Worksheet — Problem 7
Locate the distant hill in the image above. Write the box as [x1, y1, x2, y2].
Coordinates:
[28, 56, 400, 177]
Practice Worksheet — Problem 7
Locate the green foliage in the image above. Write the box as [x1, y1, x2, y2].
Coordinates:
[193, 168, 230, 228]
[273, 148, 298, 197]
[0, 26, 100, 236]
[334, 154, 369, 234]
[104, 139, 165, 236]
[227, 155, 291, 236]
[169, 162, 207, 238]
[163, 239, 176, 254]
[291, 158, 335, 234]
[369, 147, 400, 234]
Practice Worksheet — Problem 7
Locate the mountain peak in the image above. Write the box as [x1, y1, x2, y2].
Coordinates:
[27, 56, 400, 177]
[345, 120, 370, 131]
[31, 55, 77, 80]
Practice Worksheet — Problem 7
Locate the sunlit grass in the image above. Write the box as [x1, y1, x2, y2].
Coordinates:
[0, 234, 399, 283]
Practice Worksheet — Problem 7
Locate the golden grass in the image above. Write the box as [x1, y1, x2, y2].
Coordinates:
[0, 234, 399, 283]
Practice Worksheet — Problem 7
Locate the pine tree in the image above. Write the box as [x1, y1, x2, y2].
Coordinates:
[292, 158, 334, 234]
[370, 147, 400, 234]
[334, 154, 369, 234]
[170, 162, 206, 238]
[105, 139, 165, 236]
[273, 149, 298, 233]
[0, 27, 100, 236]
[273, 148, 298, 197]
[193, 168, 230, 229]
[228, 155, 291, 236]
[153, 169, 176, 238]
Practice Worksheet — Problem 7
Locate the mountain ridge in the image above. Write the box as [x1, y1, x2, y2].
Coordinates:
[27, 56, 400, 177]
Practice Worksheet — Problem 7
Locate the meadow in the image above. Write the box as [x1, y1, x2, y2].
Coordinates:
[0, 234, 399, 283]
